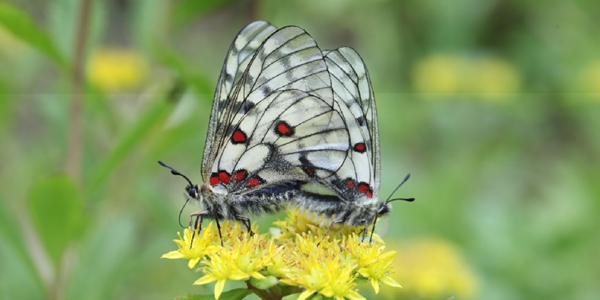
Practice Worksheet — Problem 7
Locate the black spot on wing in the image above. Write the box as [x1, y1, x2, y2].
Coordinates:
[227, 124, 237, 136]
[279, 55, 292, 70]
[246, 73, 255, 83]
[356, 116, 367, 126]
[224, 72, 233, 83]
[240, 101, 255, 114]
[261, 86, 273, 97]
[299, 155, 317, 177]
[299, 155, 313, 168]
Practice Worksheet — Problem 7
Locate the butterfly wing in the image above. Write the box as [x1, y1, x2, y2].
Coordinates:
[202, 21, 278, 180]
[322, 47, 381, 202]
[203, 21, 349, 194]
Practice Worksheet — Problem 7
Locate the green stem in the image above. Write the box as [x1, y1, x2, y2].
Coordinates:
[245, 280, 279, 300]
[66, 0, 92, 182]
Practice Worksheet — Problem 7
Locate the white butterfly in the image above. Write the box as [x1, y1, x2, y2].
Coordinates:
[161, 20, 412, 237]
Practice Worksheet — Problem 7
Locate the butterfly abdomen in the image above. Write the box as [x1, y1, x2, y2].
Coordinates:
[199, 183, 298, 220]
[292, 191, 389, 227]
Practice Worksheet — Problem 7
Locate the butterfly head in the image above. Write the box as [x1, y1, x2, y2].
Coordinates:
[377, 202, 392, 216]
[184, 184, 200, 200]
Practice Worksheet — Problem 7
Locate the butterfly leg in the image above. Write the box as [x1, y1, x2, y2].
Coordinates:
[188, 210, 209, 248]
[318, 219, 342, 245]
[234, 214, 253, 236]
[212, 211, 225, 246]
[358, 217, 378, 243]
[358, 219, 370, 243]
[368, 216, 379, 243]
[324, 220, 340, 238]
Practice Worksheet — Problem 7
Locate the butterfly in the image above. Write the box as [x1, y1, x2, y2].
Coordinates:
[289, 46, 414, 237]
[160, 20, 412, 239]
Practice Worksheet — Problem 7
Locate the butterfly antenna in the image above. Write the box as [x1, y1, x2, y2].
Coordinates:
[177, 198, 191, 228]
[158, 161, 194, 187]
[159, 160, 195, 228]
[385, 173, 415, 204]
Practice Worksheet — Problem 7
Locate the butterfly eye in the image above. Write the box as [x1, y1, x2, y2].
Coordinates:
[186, 185, 199, 199]
[377, 203, 391, 215]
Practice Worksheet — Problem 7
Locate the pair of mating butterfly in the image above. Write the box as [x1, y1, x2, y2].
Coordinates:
[160, 20, 413, 241]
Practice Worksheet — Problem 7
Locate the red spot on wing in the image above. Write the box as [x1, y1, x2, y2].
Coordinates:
[209, 173, 220, 186]
[232, 129, 247, 144]
[357, 182, 373, 198]
[357, 182, 370, 193]
[232, 170, 248, 182]
[275, 121, 294, 136]
[303, 167, 315, 176]
[346, 178, 355, 189]
[246, 178, 260, 188]
[353, 142, 366, 153]
[218, 171, 231, 184]
[245, 176, 264, 188]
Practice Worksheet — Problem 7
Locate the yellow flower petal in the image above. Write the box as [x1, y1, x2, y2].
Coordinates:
[214, 279, 226, 300]
[229, 269, 251, 281]
[380, 276, 402, 288]
[298, 289, 315, 300]
[193, 274, 217, 285]
[345, 290, 367, 300]
[370, 278, 380, 294]
[160, 250, 184, 259]
[188, 257, 200, 269]
[248, 272, 266, 280]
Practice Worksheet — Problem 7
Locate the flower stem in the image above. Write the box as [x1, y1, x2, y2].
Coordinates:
[245, 280, 279, 300]
[66, 0, 92, 181]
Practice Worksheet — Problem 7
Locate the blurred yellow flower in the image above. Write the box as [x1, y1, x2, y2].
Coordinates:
[0, 26, 27, 59]
[470, 56, 521, 95]
[579, 60, 600, 94]
[382, 238, 479, 300]
[412, 54, 464, 94]
[411, 53, 521, 100]
[87, 47, 148, 92]
[162, 209, 401, 300]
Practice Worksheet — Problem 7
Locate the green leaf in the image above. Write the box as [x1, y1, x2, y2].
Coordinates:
[0, 2, 66, 68]
[152, 44, 214, 96]
[64, 216, 136, 300]
[0, 195, 45, 298]
[171, 0, 236, 27]
[282, 293, 302, 300]
[87, 98, 171, 191]
[27, 175, 84, 266]
[0, 192, 26, 256]
[176, 288, 252, 300]
[250, 275, 279, 290]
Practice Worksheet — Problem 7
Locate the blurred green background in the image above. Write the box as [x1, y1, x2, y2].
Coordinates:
[1, 0, 599, 299]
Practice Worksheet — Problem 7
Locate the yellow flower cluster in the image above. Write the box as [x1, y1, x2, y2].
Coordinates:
[411, 53, 521, 100]
[381, 238, 479, 300]
[162, 210, 401, 300]
[86, 47, 148, 92]
[579, 60, 600, 94]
